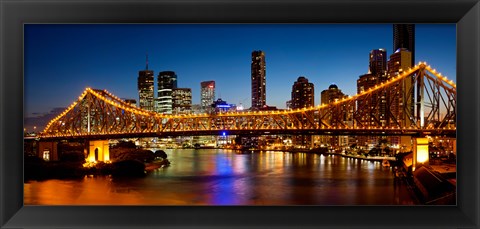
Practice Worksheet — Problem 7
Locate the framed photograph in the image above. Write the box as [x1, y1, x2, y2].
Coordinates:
[1, 0, 479, 228]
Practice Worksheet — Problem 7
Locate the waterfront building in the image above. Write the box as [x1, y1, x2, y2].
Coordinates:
[137, 56, 155, 111]
[357, 73, 378, 94]
[354, 49, 389, 146]
[357, 73, 379, 126]
[157, 71, 177, 114]
[199, 81, 216, 145]
[286, 100, 292, 110]
[258, 105, 278, 111]
[393, 24, 415, 67]
[356, 73, 381, 147]
[251, 50, 266, 109]
[320, 84, 349, 148]
[290, 76, 314, 147]
[387, 48, 414, 146]
[320, 84, 346, 105]
[369, 49, 388, 81]
[200, 81, 215, 114]
[124, 99, 137, 107]
[172, 88, 192, 115]
[189, 103, 203, 145]
[387, 48, 413, 126]
[291, 76, 314, 109]
[213, 98, 236, 113]
[370, 49, 388, 127]
[191, 104, 202, 114]
[236, 103, 245, 111]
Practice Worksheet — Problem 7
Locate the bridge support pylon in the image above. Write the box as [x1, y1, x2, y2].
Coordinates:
[413, 137, 429, 171]
[86, 140, 110, 162]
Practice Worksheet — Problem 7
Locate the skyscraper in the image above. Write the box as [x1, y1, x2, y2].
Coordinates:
[356, 73, 381, 147]
[369, 49, 387, 80]
[291, 76, 314, 147]
[387, 48, 414, 147]
[388, 48, 413, 127]
[157, 71, 177, 114]
[320, 84, 349, 147]
[172, 88, 192, 115]
[368, 49, 388, 127]
[291, 76, 314, 109]
[320, 84, 346, 105]
[200, 81, 215, 114]
[137, 56, 155, 111]
[393, 24, 415, 67]
[251, 50, 266, 109]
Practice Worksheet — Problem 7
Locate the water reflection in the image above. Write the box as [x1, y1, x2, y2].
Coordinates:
[24, 149, 416, 205]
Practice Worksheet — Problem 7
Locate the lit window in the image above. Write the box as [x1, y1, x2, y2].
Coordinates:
[43, 150, 50, 161]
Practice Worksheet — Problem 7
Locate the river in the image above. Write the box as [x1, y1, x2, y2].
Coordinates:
[24, 149, 417, 205]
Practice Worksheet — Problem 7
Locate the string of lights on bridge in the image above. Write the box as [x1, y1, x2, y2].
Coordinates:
[42, 62, 456, 134]
[42, 126, 456, 139]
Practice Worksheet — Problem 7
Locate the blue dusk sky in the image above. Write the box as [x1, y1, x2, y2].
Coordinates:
[24, 24, 456, 117]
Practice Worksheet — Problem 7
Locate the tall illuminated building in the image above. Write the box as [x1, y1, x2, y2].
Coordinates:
[369, 49, 387, 80]
[392, 24, 415, 128]
[124, 99, 137, 107]
[320, 84, 349, 147]
[387, 48, 413, 147]
[356, 73, 380, 147]
[393, 24, 415, 67]
[320, 83, 348, 130]
[357, 72, 383, 127]
[157, 71, 177, 114]
[172, 88, 192, 115]
[291, 76, 314, 147]
[360, 47, 385, 128]
[320, 84, 346, 105]
[137, 56, 154, 111]
[368, 49, 388, 127]
[291, 76, 314, 109]
[387, 48, 413, 126]
[251, 50, 266, 109]
[351, 49, 389, 147]
[200, 81, 215, 114]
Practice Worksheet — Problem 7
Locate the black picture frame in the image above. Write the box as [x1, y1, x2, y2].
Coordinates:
[1, 0, 479, 228]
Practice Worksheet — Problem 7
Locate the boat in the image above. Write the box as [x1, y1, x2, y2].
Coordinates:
[234, 145, 254, 154]
[235, 150, 252, 154]
[193, 143, 215, 149]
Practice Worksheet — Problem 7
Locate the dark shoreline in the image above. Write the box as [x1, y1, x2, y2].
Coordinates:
[24, 157, 170, 181]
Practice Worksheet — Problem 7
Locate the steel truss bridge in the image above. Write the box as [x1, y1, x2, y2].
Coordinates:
[39, 63, 456, 140]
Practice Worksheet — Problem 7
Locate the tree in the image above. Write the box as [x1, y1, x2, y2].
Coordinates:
[368, 147, 380, 156]
[154, 150, 168, 159]
[111, 140, 136, 149]
[379, 138, 389, 145]
[384, 147, 392, 156]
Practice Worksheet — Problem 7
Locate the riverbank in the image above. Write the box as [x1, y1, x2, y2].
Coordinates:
[145, 159, 170, 171]
[230, 147, 397, 162]
[24, 155, 170, 181]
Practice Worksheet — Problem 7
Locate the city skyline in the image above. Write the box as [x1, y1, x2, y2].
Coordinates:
[25, 24, 456, 117]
